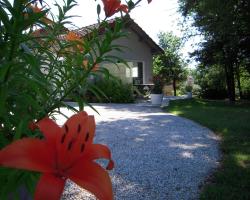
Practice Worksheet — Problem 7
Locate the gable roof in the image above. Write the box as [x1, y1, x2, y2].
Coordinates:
[124, 18, 164, 55]
[72, 17, 164, 55]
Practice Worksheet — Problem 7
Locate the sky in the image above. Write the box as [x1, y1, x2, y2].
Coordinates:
[50, 0, 183, 40]
[49, 0, 187, 40]
[49, 0, 200, 68]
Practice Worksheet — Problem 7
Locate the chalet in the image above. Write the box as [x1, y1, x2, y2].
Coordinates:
[73, 17, 164, 86]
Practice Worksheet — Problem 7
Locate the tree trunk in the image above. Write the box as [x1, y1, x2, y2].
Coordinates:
[173, 78, 177, 96]
[224, 63, 236, 102]
[222, 42, 237, 102]
[235, 64, 243, 99]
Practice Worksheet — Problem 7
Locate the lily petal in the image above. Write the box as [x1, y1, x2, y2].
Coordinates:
[84, 144, 114, 170]
[70, 115, 94, 157]
[119, 4, 128, 13]
[66, 160, 113, 200]
[0, 138, 54, 173]
[34, 173, 66, 200]
[37, 117, 62, 145]
[56, 111, 89, 169]
[108, 0, 120, 16]
[102, 0, 128, 17]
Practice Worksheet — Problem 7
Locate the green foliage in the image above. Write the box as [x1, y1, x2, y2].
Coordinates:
[151, 75, 164, 94]
[167, 99, 250, 200]
[153, 32, 185, 80]
[185, 85, 192, 92]
[190, 84, 201, 96]
[0, 0, 130, 198]
[179, 83, 199, 95]
[193, 64, 228, 99]
[153, 31, 187, 95]
[158, 31, 182, 53]
[240, 69, 250, 99]
[86, 78, 134, 103]
[178, 0, 250, 101]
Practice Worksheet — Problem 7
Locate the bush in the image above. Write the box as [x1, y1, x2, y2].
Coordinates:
[151, 75, 164, 94]
[193, 65, 228, 99]
[185, 85, 193, 92]
[200, 88, 228, 99]
[191, 84, 201, 96]
[242, 90, 250, 99]
[86, 78, 135, 103]
[240, 71, 250, 99]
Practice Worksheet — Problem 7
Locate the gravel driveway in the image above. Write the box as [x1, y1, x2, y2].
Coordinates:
[60, 103, 220, 200]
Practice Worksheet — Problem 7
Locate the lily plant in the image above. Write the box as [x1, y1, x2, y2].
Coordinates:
[0, 112, 114, 200]
[0, 0, 152, 199]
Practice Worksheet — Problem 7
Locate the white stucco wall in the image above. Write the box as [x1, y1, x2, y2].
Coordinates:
[103, 28, 153, 84]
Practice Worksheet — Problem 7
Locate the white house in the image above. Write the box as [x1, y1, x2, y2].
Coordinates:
[73, 17, 164, 86]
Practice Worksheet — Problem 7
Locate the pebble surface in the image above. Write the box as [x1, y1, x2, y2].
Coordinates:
[59, 103, 220, 200]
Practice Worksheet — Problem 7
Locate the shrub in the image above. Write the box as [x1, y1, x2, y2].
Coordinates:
[191, 84, 201, 96]
[86, 78, 134, 103]
[185, 85, 193, 92]
[242, 90, 250, 99]
[151, 75, 164, 94]
[200, 88, 228, 99]
[193, 65, 228, 99]
[240, 71, 250, 99]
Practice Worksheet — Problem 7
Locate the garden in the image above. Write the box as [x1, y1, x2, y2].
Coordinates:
[0, 0, 250, 199]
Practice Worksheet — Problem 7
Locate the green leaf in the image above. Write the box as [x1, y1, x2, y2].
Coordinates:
[61, 101, 79, 113]
[88, 83, 109, 102]
[75, 95, 84, 111]
[84, 102, 100, 115]
[0, 129, 9, 148]
[14, 117, 29, 140]
[0, 6, 11, 31]
[0, 63, 10, 82]
[0, 84, 8, 116]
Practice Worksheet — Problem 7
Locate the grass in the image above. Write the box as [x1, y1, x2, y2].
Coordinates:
[166, 99, 250, 200]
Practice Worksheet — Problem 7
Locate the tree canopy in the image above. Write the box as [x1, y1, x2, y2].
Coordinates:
[153, 31, 187, 96]
[178, 0, 250, 101]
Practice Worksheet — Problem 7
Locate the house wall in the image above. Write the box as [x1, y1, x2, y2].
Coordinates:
[101, 62, 133, 84]
[104, 28, 153, 84]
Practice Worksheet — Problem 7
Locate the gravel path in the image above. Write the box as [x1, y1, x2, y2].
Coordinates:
[60, 103, 220, 200]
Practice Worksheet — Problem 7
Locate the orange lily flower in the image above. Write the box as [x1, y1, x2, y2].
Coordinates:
[65, 31, 81, 42]
[0, 112, 114, 200]
[25, 4, 53, 25]
[66, 31, 84, 52]
[102, 0, 128, 17]
[83, 60, 99, 71]
[24, 4, 41, 18]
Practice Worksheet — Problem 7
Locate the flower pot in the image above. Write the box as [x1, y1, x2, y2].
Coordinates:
[187, 92, 192, 99]
[151, 94, 163, 105]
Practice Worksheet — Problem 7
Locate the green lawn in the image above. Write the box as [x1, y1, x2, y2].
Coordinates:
[166, 99, 250, 200]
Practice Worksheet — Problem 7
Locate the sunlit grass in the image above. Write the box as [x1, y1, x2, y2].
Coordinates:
[170, 110, 184, 115]
[166, 99, 250, 200]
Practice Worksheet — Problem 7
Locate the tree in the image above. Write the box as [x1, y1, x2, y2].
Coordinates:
[178, 0, 250, 101]
[153, 32, 186, 96]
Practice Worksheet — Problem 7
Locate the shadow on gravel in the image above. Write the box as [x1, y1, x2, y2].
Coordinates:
[93, 115, 220, 200]
[60, 103, 220, 200]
